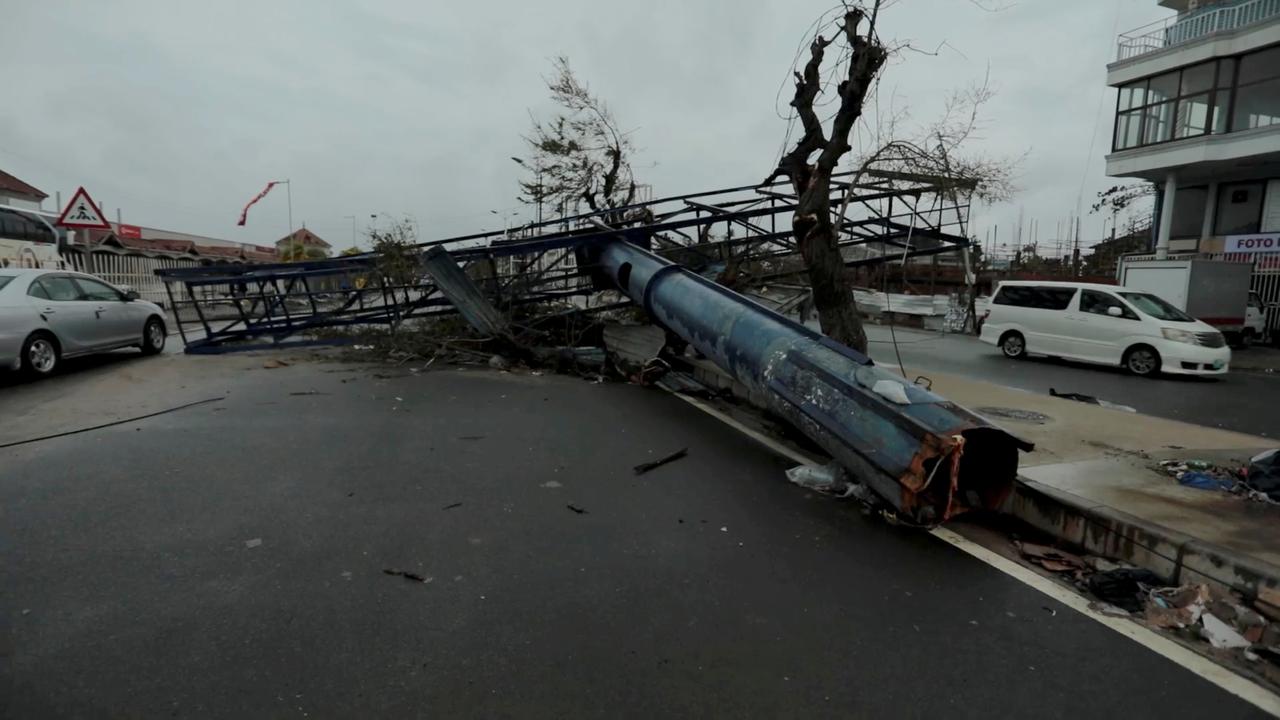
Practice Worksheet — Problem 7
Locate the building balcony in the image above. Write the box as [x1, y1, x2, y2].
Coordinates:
[1117, 0, 1280, 62]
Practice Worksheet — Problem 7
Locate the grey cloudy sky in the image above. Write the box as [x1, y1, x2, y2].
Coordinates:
[3, 0, 1167, 256]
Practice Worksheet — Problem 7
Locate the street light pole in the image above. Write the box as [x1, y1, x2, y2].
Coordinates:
[343, 215, 357, 251]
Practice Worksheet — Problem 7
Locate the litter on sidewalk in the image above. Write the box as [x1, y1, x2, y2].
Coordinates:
[1156, 456, 1280, 505]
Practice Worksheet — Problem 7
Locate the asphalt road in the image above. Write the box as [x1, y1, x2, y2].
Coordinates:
[0, 359, 1267, 718]
[863, 325, 1280, 439]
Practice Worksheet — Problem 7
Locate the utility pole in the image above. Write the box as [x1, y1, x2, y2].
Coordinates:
[343, 215, 357, 251]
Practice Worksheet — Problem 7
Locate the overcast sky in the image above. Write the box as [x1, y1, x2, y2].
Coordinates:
[2, 0, 1168, 256]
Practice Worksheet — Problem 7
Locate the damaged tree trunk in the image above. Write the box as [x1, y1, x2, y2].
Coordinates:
[767, 6, 887, 354]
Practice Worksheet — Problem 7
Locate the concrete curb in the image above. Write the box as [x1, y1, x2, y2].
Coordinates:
[682, 356, 1280, 598]
[1008, 477, 1280, 598]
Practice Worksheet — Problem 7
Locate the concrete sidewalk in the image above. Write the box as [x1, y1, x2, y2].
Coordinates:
[914, 371, 1280, 593]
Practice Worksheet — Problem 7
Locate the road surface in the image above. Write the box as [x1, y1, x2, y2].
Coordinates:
[863, 325, 1279, 438]
[0, 355, 1269, 718]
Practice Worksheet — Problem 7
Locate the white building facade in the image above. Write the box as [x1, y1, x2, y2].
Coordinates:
[1107, 0, 1280, 257]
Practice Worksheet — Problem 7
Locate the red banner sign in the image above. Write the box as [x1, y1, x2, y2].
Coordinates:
[118, 224, 142, 239]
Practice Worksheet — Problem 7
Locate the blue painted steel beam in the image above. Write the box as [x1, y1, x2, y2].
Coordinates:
[595, 239, 1031, 524]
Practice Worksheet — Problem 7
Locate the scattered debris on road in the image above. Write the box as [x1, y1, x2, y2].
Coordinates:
[1016, 541, 1088, 576]
[566, 504, 588, 514]
[262, 359, 291, 369]
[633, 448, 689, 475]
[244, 538, 263, 549]
[1049, 388, 1136, 413]
[975, 407, 1052, 425]
[442, 503, 463, 510]
[0, 397, 225, 451]
[383, 568, 431, 583]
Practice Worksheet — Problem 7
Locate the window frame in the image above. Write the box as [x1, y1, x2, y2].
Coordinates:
[1080, 289, 1140, 320]
[34, 275, 83, 302]
[72, 276, 124, 302]
[1111, 50, 1257, 152]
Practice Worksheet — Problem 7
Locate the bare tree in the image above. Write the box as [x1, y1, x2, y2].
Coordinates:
[765, 4, 889, 353]
[518, 57, 638, 222]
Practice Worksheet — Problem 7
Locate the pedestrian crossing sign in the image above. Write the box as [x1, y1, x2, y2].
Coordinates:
[55, 186, 111, 230]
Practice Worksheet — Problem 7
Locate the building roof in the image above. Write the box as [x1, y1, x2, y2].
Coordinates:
[277, 228, 331, 248]
[0, 169, 48, 200]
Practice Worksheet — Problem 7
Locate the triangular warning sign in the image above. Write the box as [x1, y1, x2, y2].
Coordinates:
[55, 186, 111, 230]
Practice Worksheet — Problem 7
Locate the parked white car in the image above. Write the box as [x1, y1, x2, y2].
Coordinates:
[0, 269, 167, 377]
[979, 281, 1230, 377]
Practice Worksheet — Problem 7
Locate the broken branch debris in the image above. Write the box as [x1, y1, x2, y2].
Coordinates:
[633, 448, 689, 476]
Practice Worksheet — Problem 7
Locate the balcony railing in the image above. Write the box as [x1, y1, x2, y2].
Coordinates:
[1117, 0, 1280, 61]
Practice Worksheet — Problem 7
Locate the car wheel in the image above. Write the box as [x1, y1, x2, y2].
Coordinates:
[1124, 345, 1161, 378]
[141, 317, 166, 355]
[21, 332, 60, 377]
[1000, 331, 1027, 359]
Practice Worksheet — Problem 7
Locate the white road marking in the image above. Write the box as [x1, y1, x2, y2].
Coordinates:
[668, 388, 1280, 717]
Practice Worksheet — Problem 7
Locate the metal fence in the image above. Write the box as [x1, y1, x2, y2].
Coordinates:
[1117, 0, 1280, 61]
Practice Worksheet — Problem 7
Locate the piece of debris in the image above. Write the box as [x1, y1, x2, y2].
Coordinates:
[872, 379, 911, 405]
[489, 355, 511, 371]
[1087, 568, 1165, 613]
[1178, 471, 1238, 492]
[1255, 586, 1280, 622]
[262, 359, 290, 369]
[383, 568, 431, 583]
[442, 503, 464, 510]
[458, 436, 486, 441]
[1016, 541, 1088, 575]
[244, 538, 263, 548]
[1144, 584, 1209, 629]
[567, 504, 588, 514]
[1249, 449, 1280, 502]
[1049, 388, 1136, 413]
[353, 344, 375, 351]
[1042, 606, 1057, 617]
[1089, 602, 1131, 618]
[634, 448, 689, 475]
[289, 391, 330, 396]
[975, 407, 1052, 425]
[1201, 613, 1252, 649]
[541, 480, 563, 489]
[786, 463, 869, 500]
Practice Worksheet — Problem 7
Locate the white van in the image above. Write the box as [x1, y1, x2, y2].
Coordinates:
[979, 281, 1231, 377]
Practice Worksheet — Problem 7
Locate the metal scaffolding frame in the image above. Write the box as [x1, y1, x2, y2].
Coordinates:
[157, 172, 973, 352]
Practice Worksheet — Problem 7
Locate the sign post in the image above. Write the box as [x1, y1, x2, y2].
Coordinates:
[55, 186, 112, 234]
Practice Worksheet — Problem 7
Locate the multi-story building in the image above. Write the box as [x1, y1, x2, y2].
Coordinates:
[1107, 0, 1280, 257]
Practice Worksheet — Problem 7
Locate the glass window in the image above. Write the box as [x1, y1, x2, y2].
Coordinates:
[74, 277, 122, 302]
[1119, 82, 1147, 111]
[1232, 77, 1280, 131]
[1181, 62, 1215, 95]
[1081, 290, 1139, 319]
[1215, 182, 1265, 235]
[1116, 110, 1144, 149]
[1118, 292, 1195, 322]
[1175, 93, 1211, 138]
[1143, 102, 1175, 144]
[993, 286, 1076, 310]
[26, 280, 49, 299]
[1212, 90, 1231, 134]
[1170, 186, 1208, 238]
[1239, 46, 1280, 85]
[1217, 58, 1237, 88]
[1147, 72, 1180, 104]
[38, 276, 82, 301]
[0, 276, 12, 292]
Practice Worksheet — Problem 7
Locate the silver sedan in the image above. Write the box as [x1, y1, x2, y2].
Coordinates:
[0, 269, 168, 377]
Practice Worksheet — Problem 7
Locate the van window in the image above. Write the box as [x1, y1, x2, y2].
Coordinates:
[993, 285, 1077, 310]
[1080, 290, 1139, 320]
[0, 276, 13, 292]
[1118, 292, 1195, 322]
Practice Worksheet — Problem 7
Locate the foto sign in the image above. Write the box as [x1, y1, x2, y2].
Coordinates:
[1225, 233, 1280, 254]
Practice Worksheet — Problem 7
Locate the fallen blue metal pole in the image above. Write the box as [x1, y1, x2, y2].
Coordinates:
[595, 239, 1032, 524]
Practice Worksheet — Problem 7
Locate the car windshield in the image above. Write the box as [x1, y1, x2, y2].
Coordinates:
[0, 275, 13, 292]
[1118, 292, 1195, 322]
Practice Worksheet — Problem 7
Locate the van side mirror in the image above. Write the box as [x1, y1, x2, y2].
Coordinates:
[1106, 306, 1123, 317]
[124, 290, 140, 301]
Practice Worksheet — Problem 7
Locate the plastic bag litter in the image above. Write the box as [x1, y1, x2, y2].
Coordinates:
[872, 380, 911, 405]
[786, 464, 877, 503]
[1248, 450, 1280, 502]
[1178, 471, 1238, 493]
[1087, 568, 1166, 613]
